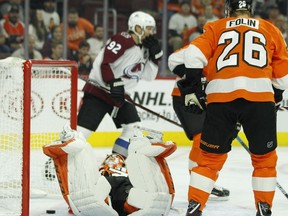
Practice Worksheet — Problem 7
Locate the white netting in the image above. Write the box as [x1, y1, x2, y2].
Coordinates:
[0, 57, 77, 215]
[0, 57, 24, 216]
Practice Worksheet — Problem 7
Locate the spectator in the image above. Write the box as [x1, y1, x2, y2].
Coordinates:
[0, 0, 24, 21]
[158, 0, 182, 19]
[87, 25, 104, 61]
[29, 9, 47, 51]
[43, 41, 63, 60]
[203, 4, 219, 23]
[39, 0, 60, 33]
[0, 4, 24, 52]
[70, 40, 93, 75]
[182, 15, 206, 45]
[275, 14, 288, 43]
[276, 0, 287, 16]
[63, 8, 94, 52]
[0, 33, 10, 53]
[11, 35, 42, 59]
[266, 4, 280, 25]
[41, 25, 62, 58]
[168, 0, 197, 52]
[192, 0, 224, 18]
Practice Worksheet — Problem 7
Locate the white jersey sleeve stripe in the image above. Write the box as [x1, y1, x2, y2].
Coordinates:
[168, 49, 185, 71]
[184, 44, 208, 69]
[272, 74, 288, 90]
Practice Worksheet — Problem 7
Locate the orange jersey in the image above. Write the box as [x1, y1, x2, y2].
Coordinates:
[181, 17, 288, 104]
[1, 16, 25, 37]
[63, 18, 94, 51]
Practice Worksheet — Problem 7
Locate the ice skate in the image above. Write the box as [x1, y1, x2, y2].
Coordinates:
[186, 200, 202, 216]
[256, 202, 272, 216]
[209, 185, 230, 201]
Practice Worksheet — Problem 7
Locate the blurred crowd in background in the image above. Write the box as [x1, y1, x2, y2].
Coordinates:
[0, 0, 288, 76]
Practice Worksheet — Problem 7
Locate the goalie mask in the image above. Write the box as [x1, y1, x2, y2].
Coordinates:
[99, 153, 128, 177]
[225, 0, 254, 17]
[128, 11, 156, 43]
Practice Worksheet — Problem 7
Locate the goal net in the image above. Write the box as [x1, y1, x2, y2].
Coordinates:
[0, 57, 78, 216]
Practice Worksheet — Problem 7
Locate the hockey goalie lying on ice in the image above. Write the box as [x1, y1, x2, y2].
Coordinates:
[43, 125, 176, 216]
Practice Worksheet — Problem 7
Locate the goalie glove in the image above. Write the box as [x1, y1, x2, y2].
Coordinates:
[142, 35, 163, 62]
[177, 70, 207, 114]
[109, 78, 125, 108]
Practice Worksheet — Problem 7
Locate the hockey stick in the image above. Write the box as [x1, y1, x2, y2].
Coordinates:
[78, 76, 182, 127]
[236, 135, 288, 199]
[79, 76, 288, 199]
[124, 94, 182, 127]
[78, 76, 120, 118]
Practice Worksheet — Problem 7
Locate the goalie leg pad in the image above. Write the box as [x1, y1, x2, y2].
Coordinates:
[67, 177, 118, 216]
[43, 127, 117, 216]
[127, 188, 172, 216]
[125, 136, 176, 215]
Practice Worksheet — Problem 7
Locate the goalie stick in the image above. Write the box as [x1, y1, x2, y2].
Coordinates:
[78, 76, 182, 127]
[236, 135, 288, 200]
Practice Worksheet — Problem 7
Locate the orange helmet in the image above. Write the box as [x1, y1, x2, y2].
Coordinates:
[99, 153, 128, 177]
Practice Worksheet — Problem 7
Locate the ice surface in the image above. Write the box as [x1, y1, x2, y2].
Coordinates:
[30, 147, 288, 216]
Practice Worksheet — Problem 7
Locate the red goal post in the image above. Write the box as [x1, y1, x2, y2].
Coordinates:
[0, 58, 78, 216]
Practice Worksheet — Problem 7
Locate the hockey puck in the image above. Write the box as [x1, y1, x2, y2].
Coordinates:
[46, 210, 56, 214]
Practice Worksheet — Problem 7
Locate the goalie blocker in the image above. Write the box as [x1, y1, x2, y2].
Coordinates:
[43, 124, 176, 216]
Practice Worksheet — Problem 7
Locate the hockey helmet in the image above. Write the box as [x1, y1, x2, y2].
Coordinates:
[225, 0, 254, 17]
[99, 153, 127, 177]
[128, 11, 156, 42]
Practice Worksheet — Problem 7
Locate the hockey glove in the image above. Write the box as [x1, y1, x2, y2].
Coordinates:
[109, 78, 125, 108]
[273, 86, 284, 112]
[142, 35, 163, 61]
[177, 71, 206, 114]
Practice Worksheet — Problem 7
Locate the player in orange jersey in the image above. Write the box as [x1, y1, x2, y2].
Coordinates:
[168, 0, 288, 215]
[170, 65, 231, 201]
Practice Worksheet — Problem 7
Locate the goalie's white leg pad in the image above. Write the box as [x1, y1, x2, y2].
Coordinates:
[125, 136, 176, 216]
[127, 188, 172, 216]
[126, 153, 168, 192]
[77, 125, 93, 140]
[67, 177, 118, 216]
[43, 127, 117, 216]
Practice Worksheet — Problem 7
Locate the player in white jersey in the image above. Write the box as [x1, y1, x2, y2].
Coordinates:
[43, 124, 176, 216]
[77, 11, 163, 158]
